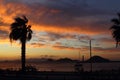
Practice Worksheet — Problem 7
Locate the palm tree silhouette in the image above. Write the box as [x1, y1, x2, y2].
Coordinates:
[9, 16, 32, 71]
[110, 13, 120, 48]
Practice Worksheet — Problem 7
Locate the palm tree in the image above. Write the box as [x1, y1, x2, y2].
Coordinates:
[110, 13, 120, 48]
[9, 16, 32, 71]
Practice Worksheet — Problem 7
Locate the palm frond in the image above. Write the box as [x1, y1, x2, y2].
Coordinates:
[117, 13, 120, 18]
[112, 28, 120, 48]
[9, 29, 22, 41]
[110, 25, 120, 30]
[15, 17, 25, 24]
[27, 32, 32, 41]
[9, 16, 32, 43]
[23, 15, 28, 23]
[10, 22, 20, 30]
[14, 16, 28, 25]
[110, 14, 120, 48]
[27, 25, 33, 33]
[111, 18, 120, 25]
[26, 25, 32, 41]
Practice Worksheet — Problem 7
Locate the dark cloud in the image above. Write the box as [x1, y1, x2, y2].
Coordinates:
[0, 1, 118, 43]
[48, 32, 76, 40]
[78, 35, 91, 40]
[38, 32, 76, 42]
[30, 43, 45, 47]
[2, 0, 115, 34]
[97, 37, 114, 43]
[0, 19, 9, 27]
[0, 20, 4, 26]
[53, 45, 80, 50]
[93, 47, 120, 53]
[0, 30, 8, 39]
[40, 55, 58, 59]
[27, 0, 113, 34]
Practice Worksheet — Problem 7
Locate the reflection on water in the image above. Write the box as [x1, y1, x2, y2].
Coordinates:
[0, 62, 120, 71]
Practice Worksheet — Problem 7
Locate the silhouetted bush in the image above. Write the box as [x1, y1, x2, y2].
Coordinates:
[25, 65, 38, 72]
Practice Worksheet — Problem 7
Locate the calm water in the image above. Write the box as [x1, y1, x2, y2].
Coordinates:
[0, 62, 120, 71]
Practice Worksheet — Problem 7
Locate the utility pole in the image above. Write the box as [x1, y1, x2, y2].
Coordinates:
[90, 40, 92, 72]
[79, 50, 80, 61]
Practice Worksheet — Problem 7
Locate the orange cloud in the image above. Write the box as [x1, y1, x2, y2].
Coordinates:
[0, 0, 116, 52]
[0, 0, 110, 36]
[32, 24, 108, 36]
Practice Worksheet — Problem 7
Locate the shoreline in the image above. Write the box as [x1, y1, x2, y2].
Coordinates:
[0, 69, 120, 80]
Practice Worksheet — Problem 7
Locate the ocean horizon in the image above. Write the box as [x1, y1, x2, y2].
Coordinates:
[0, 62, 119, 72]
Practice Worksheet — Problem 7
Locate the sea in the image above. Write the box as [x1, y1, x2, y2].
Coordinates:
[0, 62, 120, 72]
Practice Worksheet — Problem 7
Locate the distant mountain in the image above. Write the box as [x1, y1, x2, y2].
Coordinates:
[86, 56, 110, 63]
[56, 58, 77, 62]
[27, 58, 55, 63]
[27, 58, 79, 63]
[0, 56, 113, 63]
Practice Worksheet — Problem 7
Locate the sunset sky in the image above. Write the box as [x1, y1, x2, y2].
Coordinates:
[0, 0, 120, 61]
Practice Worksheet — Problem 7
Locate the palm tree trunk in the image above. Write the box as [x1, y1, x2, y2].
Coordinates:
[21, 41, 26, 72]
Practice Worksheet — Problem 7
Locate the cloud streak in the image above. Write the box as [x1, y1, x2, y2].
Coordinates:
[0, 0, 112, 35]
[0, 0, 119, 60]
